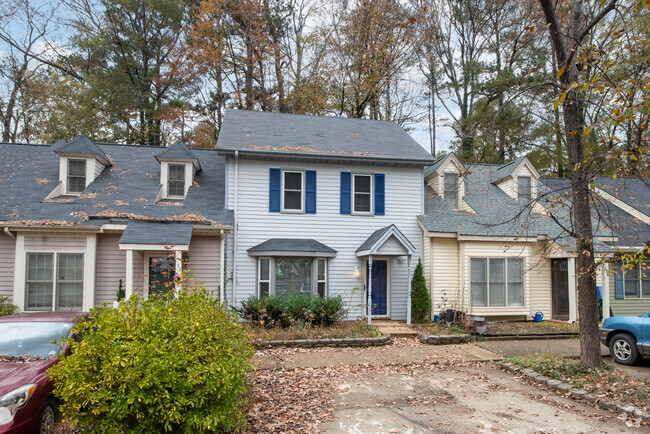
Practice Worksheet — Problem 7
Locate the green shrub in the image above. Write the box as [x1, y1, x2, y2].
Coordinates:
[0, 296, 17, 316]
[411, 258, 431, 323]
[237, 294, 346, 328]
[49, 288, 254, 433]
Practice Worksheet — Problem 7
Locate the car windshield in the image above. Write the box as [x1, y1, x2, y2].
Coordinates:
[0, 322, 74, 358]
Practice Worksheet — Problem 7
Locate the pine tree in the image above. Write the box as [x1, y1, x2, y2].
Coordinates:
[411, 258, 431, 323]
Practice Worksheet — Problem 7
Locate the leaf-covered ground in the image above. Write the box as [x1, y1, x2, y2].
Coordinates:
[485, 320, 580, 336]
[243, 320, 380, 345]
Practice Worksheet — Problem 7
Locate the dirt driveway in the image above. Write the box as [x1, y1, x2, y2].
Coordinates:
[250, 338, 648, 433]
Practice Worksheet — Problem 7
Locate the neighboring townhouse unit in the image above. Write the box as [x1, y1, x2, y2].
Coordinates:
[419, 153, 619, 322]
[0, 136, 231, 312]
[216, 110, 435, 321]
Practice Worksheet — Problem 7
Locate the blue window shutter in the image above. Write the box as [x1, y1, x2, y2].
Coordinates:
[340, 172, 351, 214]
[269, 168, 281, 212]
[374, 173, 385, 215]
[305, 170, 317, 213]
[614, 261, 624, 299]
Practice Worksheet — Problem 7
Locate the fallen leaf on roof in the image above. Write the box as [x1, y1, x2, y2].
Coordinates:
[76, 210, 227, 227]
[115, 200, 129, 206]
[157, 201, 183, 206]
[192, 179, 199, 188]
[6, 220, 78, 226]
[233, 144, 391, 156]
[135, 197, 148, 202]
[94, 203, 107, 208]
[35, 178, 51, 184]
[106, 185, 117, 190]
[104, 153, 116, 165]
[79, 192, 97, 199]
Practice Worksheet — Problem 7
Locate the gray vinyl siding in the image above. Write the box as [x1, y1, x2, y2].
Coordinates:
[609, 270, 650, 316]
[226, 159, 424, 320]
[187, 235, 221, 297]
[0, 233, 15, 300]
[95, 234, 125, 304]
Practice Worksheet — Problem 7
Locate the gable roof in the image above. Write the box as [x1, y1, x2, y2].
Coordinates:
[216, 109, 436, 166]
[54, 134, 111, 166]
[356, 224, 416, 256]
[119, 222, 193, 246]
[155, 140, 201, 170]
[0, 142, 231, 229]
[424, 153, 464, 179]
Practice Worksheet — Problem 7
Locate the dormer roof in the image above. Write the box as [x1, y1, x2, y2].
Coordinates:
[54, 134, 111, 166]
[155, 140, 201, 171]
[491, 156, 539, 184]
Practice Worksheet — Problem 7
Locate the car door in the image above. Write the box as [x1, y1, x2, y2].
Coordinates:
[641, 312, 650, 355]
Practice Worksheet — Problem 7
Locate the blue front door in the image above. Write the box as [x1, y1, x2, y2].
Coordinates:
[367, 260, 388, 316]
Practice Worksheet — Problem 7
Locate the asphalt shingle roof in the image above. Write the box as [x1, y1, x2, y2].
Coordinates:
[54, 134, 110, 165]
[594, 175, 650, 218]
[155, 140, 199, 162]
[356, 226, 394, 253]
[119, 222, 194, 245]
[0, 142, 232, 227]
[247, 238, 337, 255]
[490, 156, 526, 182]
[216, 109, 436, 165]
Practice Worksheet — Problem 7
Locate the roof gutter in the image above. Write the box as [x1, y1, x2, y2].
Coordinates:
[3, 227, 15, 239]
[232, 150, 239, 309]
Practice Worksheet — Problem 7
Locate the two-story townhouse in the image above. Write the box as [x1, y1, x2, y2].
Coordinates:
[216, 110, 436, 321]
[0, 137, 231, 311]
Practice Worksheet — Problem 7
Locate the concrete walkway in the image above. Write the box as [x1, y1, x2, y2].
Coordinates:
[373, 320, 418, 338]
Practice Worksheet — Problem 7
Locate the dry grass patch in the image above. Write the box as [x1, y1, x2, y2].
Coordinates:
[487, 321, 579, 336]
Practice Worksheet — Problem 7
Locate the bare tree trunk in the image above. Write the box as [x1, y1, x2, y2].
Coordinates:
[538, 0, 617, 368]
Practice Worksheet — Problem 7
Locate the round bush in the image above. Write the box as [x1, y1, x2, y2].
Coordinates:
[49, 288, 254, 433]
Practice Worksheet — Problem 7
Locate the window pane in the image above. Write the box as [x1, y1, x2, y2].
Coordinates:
[68, 160, 86, 176]
[444, 173, 458, 207]
[67, 176, 86, 194]
[259, 282, 269, 298]
[275, 258, 312, 296]
[58, 254, 83, 281]
[169, 164, 185, 181]
[317, 259, 325, 281]
[354, 193, 371, 212]
[57, 283, 83, 310]
[507, 259, 524, 306]
[625, 264, 639, 297]
[518, 177, 531, 200]
[26, 283, 53, 310]
[168, 180, 185, 197]
[284, 190, 302, 210]
[642, 262, 650, 298]
[489, 259, 505, 306]
[149, 256, 175, 296]
[508, 283, 524, 306]
[354, 175, 371, 193]
[260, 258, 269, 281]
[28, 254, 53, 281]
[470, 259, 487, 307]
[317, 282, 326, 297]
[284, 172, 302, 190]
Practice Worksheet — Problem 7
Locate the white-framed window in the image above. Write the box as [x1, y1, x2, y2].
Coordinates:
[67, 159, 87, 194]
[470, 258, 524, 307]
[518, 176, 532, 203]
[443, 173, 459, 208]
[352, 173, 373, 213]
[282, 170, 304, 212]
[167, 164, 186, 198]
[621, 261, 650, 298]
[257, 257, 328, 297]
[26, 253, 84, 311]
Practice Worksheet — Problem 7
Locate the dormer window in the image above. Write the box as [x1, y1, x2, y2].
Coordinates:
[518, 176, 532, 203]
[444, 173, 459, 208]
[67, 159, 87, 194]
[167, 164, 186, 198]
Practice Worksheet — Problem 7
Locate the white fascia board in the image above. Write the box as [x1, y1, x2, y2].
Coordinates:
[594, 187, 650, 225]
[456, 235, 538, 242]
[119, 243, 189, 251]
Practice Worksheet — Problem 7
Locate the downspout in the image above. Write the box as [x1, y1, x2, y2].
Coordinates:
[233, 151, 239, 309]
[220, 229, 225, 303]
[4, 227, 16, 239]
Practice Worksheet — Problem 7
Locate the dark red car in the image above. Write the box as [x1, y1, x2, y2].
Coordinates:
[0, 312, 88, 434]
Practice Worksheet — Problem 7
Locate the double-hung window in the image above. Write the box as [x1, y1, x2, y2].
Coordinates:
[168, 164, 186, 198]
[443, 173, 459, 208]
[67, 159, 86, 194]
[26, 253, 84, 311]
[257, 257, 327, 297]
[282, 170, 303, 211]
[470, 258, 524, 307]
[353, 174, 372, 213]
[518, 176, 532, 204]
[615, 261, 650, 299]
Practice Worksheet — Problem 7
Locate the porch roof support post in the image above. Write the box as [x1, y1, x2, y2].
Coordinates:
[367, 255, 373, 325]
[175, 250, 183, 293]
[602, 262, 610, 320]
[407, 255, 412, 325]
[568, 257, 577, 323]
[125, 249, 134, 299]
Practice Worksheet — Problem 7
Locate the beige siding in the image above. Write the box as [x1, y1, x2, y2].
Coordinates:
[422, 236, 431, 291]
[187, 236, 221, 296]
[24, 234, 86, 251]
[0, 233, 16, 300]
[461, 241, 532, 317]
[529, 243, 552, 319]
[95, 234, 125, 304]
[609, 267, 650, 316]
[497, 179, 516, 198]
[430, 238, 460, 313]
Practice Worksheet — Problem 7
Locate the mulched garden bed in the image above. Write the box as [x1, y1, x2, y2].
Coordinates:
[412, 321, 469, 336]
[505, 354, 649, 411]
[243, 320, 381, 346]
[484, 320, 579, 336]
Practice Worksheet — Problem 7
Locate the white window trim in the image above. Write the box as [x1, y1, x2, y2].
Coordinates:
[257, 257, 328, 297]
[280, 169, 305, 213]
[470, 257, 526, 308]
[161, 161, 193, 200]
[352, 173, 374, 215]
[58, 156, 95, 196]
[167, 163, 186, 199]
[620, 261, 650, 299]
[258, 257, 271, 297]
[24, 251, 85, 312]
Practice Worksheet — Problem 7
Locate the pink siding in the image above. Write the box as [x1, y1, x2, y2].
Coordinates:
[95, 234, 125, 304]
[187, 236, 221, 296]
[133, 251, 144, 297]
[24, 235, 86, 251]
[0, 233, 15, 300]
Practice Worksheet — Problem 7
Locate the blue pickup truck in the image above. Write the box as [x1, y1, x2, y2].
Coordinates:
[600, 312, 650, 365]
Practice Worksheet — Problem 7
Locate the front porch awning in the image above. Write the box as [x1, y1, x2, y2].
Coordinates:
[356, 224, 416, 257]
[119, 222, 193, 251]
[247, 238, 337, 257]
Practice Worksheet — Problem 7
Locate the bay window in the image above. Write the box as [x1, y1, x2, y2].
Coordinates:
[257, 257, 328, 297]
[471, 258, 524, 307]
